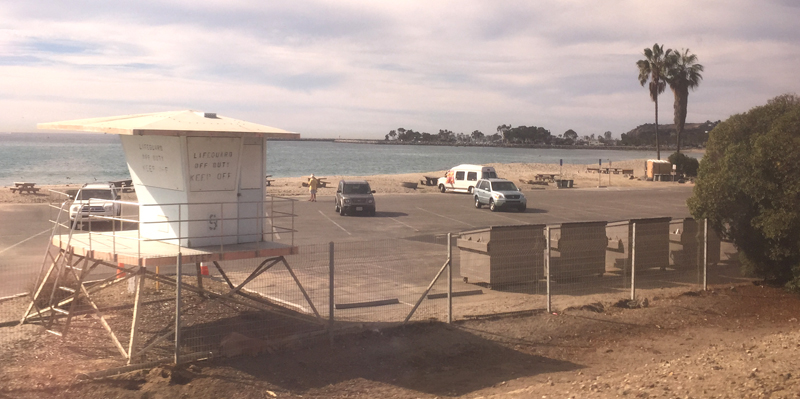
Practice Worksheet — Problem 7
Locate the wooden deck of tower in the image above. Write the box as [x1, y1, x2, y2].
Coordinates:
[51, 231, 298, 267]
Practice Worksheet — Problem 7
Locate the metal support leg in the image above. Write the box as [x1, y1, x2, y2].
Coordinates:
[546, 226, 551, 313]
[175, 252, 182, 365]
[329, 242, 334, 342]
[703, 218, 708, 291]
[631, 223, 636, 301]
[447, 233, 452, 324]
[128, 266, 147, 365]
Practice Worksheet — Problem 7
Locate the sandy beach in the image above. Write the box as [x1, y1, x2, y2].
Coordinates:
[0, 158, 691, 204]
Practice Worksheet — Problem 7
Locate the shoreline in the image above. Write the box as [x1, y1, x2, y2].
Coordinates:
[329, 138, 707, 154]
[1, 158, 692, 204]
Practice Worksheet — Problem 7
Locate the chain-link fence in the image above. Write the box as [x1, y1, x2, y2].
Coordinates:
[1, 216, 739, 372]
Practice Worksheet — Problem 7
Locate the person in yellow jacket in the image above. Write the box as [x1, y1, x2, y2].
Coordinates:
[308, 174, 319, 202]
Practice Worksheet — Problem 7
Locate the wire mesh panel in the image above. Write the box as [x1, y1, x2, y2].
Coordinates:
[0, 262, 40, 343]
[548, 222, 630, 310]
[1, 214, 744, 367]
[627, 217, 672, 272]
[450, 225, 549, 317]
[179, 244, 330, 358]
[458, 225, 546, 289]
[632, 218, 704, 291]
[331, 236, 448, 324]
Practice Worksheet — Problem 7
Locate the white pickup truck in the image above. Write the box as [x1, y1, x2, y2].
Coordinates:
[69, 183, 121, 227]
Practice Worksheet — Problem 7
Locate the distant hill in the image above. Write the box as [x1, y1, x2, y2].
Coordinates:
[620, 121, 719, 148]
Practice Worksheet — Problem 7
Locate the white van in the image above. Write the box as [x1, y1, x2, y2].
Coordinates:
[437, 164, 498, 193]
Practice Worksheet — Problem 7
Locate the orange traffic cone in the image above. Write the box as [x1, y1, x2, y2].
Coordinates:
[200, 263, 209, 276]
[116, 263, 126, 279]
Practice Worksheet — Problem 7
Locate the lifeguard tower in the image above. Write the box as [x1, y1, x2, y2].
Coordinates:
[20, 111, 319, 365]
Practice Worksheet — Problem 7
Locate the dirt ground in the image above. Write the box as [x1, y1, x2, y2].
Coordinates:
[2, 282, 799, 398]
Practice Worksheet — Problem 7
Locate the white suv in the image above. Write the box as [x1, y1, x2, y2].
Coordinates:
[473, 178, 527, 212]
[69, 183, 121, 227]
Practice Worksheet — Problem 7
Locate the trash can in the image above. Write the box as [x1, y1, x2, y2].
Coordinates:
[556, 179, 573, 188]
[550, 221, 608, 280]
[670, 218, 721, 268]
[458, 224, 546, 286]
[625, 217, 671, 271]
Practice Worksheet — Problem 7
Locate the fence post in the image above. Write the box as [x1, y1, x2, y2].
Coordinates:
[175, 251, 182, 365]
[291, 200, 295, 248]
[447, 233, 452, 324]
[703, 218, 708, 291]
[328, 241, 335, 341]
[546, 226, 551, 313]
[630, 222, 636, 301]
[270, 195, 275, 241]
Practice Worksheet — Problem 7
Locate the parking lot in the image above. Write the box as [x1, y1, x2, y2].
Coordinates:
[290, 184, 694, 244]
[0, 184, 695, 298]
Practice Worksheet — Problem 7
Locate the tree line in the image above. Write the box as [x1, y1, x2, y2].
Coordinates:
[383, 42, 705, 155]
[385, 125, 620, 146]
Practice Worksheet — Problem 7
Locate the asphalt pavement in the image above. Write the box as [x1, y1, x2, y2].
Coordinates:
[0, 184, 695, 296]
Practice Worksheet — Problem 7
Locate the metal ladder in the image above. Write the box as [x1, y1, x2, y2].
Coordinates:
[20, 199, 86, 337]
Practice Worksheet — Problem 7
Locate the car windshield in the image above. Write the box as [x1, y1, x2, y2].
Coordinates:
[343, 184, 372, 194]
[491, 182, 518, 191]
[76, 189, 114, 200]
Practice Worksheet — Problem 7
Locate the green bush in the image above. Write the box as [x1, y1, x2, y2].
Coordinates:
[687, 94, 800, 286]
[667, 152, 700, 177]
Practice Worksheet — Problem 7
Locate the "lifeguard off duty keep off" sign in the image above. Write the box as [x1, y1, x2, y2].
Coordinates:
[187, 137, 241, 192]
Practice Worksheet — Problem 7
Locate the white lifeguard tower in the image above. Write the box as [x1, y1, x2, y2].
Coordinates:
[40, 110, 299, 248]
[20, 111, 321, 365]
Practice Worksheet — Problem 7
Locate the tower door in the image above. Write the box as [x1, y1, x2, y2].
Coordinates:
[238, 138, 264, 243]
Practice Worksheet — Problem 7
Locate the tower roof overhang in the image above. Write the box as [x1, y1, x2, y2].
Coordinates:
[38, 110, 300, 139]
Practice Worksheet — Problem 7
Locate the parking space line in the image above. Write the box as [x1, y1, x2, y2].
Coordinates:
[415, 207, 475, 227]
[490, 213, 531, 224]
[541, 202, 603, 220]
[0, 228, 52, 255]
[265, 212, 281, 240]
[389, 217, 419, 232]
[318, 210, 352, 235]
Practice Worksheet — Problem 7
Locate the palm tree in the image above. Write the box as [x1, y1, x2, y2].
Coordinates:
[637, 43, 672, 160]
[666, 49, 704, 154]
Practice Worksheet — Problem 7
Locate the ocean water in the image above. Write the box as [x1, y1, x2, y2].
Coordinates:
[0, 133, 692, 186]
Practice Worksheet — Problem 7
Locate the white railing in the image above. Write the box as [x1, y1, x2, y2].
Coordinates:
[46, 189, 296, 259]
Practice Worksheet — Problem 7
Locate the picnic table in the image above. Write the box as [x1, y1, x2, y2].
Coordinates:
[421, 175, 440, 186]
[587, 167, 634, 176]
[301, 177, 330, 188]
[110, 179, 133, 188]
[265, 175, 275, 186]
[110, 179, 134, 192]
[10, 182, 40, 194]
[534, 173, 558, 183]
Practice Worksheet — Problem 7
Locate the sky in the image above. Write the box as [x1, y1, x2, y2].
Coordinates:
[1, 0, 799, 139]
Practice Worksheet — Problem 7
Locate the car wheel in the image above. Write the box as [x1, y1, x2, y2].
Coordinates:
[370, 209, 376, 216]
[474, 197, 481, 209]
[489, 200, 497, 212]
[339, 206, 346, 216]
[439, 184, 446, 193]
[518, 204, 526, 212]
[334, 201, 340, 212]
[468, 186, 474, 194]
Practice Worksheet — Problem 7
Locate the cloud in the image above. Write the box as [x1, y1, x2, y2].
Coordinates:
[0, 0, 799, 138]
